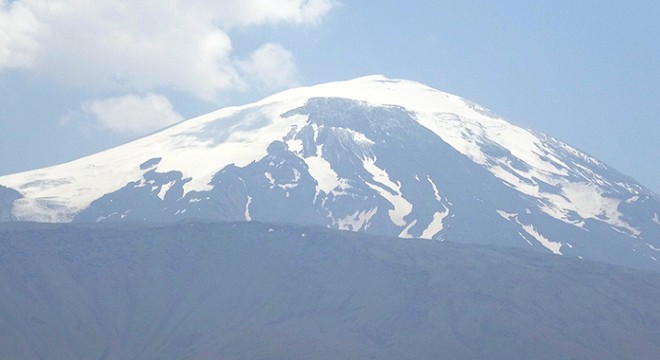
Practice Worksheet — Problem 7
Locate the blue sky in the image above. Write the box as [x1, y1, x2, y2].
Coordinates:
[1, 1, 658, 193]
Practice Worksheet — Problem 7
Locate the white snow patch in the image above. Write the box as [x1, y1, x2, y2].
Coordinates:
[332, 127, 375, 147]
[308, 127, 372, 195]
[336, 207, 378, 232]
[157, 181, 175, 200]
[496, 210, 518, 221]
[427, 176, 442, 202]
[399, 219, 418, 238]
[279, 183, 298, 190]
[521, 223, 562, 255]
[244, 196, 253, 222]
[96, 212, 117, 222]
[646, 243, 660, 252]
[286, 138, 304, 154]
[264, 172, 275, 188]
[653, 213, 660, 226]
[420, 209, 449, 239]
[304, 156, 341, 195]
[508, 181, 640, 235]
[518, 232, 534, 246]
[561, 182, 638, 235]
[277, 168, 301, 190]
[362, 157, 413, 227]
[489, 166, 540, 197]
[504, 211, 562, 254]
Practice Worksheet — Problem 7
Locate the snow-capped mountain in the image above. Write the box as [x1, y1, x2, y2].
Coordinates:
[1, 76, 659, 270]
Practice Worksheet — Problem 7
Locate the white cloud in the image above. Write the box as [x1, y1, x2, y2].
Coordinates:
[0, 0, 337, 99]
[0, 0, 41, 68]
[238, 43, 299, 90]
[83, 93, 184, 136]
[206, 0, 339, 27]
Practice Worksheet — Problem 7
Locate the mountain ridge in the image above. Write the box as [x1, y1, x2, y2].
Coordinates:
[1, 76, 658, 271]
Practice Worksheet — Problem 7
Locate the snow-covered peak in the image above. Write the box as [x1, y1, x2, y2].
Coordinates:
[0, 76, 484, 221]
[258, 75, 489, 119]
[0, 75, 655, 248]
[1, 75, 659, 271]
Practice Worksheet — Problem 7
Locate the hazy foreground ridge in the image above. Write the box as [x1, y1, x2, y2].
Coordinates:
[1, 221, 660, 359]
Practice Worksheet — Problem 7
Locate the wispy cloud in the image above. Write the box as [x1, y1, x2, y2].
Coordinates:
[82, 93, 184, 136]
[204, 0, 338, 27]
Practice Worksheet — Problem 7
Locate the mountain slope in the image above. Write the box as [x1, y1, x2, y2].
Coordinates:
[0, 76, 658, 270]
[0, 185, 21, 221]
[1, 221, 660, 360]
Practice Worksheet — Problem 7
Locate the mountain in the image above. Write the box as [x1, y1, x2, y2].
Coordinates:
[2, 221, 660, 360]
[0, 76, 658, 270]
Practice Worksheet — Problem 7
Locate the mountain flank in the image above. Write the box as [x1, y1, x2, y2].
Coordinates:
[1, 76, 658, 271]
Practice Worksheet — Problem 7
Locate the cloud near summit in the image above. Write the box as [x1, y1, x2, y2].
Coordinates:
[82, 93, 184, 136]
[1, 0, 337, 135]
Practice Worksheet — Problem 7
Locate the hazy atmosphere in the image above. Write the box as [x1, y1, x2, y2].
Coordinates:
[1, 1, 658, 193]
[2, 2, 660, 359]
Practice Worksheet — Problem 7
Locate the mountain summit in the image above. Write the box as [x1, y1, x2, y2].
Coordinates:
[1, 76, 658, 270]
